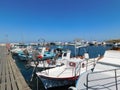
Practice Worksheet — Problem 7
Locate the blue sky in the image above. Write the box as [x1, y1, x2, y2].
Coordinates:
[0, 0, 120, 43]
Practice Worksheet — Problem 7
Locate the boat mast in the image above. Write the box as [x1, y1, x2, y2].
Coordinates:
[38, 38, 45, 47]
[74, 40, 76, 57]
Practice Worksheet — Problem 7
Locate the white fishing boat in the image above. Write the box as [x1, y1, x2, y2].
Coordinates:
[30, 49, 71, 68]
[17, 46, 49, 61]
[17, 45, 33, 61]
[36, 53, 99, 89]
[18, 51, 33, 61]
[11, 47, 25, 56]
[10, 44, 27, 56]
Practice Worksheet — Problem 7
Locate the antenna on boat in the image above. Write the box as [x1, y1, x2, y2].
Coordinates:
[74, 39, 77, 57]
[21, 32, 24, 44]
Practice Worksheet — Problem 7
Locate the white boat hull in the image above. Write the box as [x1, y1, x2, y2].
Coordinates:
[38, 75, 79, 89]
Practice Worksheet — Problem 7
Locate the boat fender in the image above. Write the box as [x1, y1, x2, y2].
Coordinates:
[34, 61, 39, 66]
[37, 55, 43, 59]
[46, 59, 51, 64]
[68, 86, 77, 90]
[69, 62, 76, 67]
[34, 55, 42, 66]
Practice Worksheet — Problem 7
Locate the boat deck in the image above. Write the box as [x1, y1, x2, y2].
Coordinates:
[0, 46, 31, 90]
[75, 50, 120, 90]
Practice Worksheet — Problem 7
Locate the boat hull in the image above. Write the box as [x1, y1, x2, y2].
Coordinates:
[37, 75, 79, 89]
[18, 54, 32, 61]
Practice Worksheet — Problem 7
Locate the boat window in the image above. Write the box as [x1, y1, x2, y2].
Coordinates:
[63, 53, 67, 56]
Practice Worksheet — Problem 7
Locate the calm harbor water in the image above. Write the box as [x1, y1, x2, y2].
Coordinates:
[12, 45, 112, 90]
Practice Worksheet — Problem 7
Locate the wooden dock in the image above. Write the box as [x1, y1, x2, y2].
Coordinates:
[0, 46, 31, 90]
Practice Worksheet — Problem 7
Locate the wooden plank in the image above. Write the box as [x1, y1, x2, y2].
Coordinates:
[0, 47, 5, 90]
[9, 55, 30, 90]
[0, 48, 3, 89]
[1, 56, 6, 90]
[0, 46, 31, 90]
[6, 57, 11, 90]
[9, 55, 31, 90]
[0, 58, 2, 89]
[9, 57, 22, 90]
[8, 58, 18, 90]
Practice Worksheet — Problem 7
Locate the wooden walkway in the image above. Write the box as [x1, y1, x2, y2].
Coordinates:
[0, 46, 31, 90]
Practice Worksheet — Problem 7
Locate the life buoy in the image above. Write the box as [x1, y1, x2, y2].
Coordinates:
[69, 62, 76, 67]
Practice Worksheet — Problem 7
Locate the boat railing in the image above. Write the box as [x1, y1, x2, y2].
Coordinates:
[85, 58, 96, 71]
[84, 68, 120, 90]
[74, 62, 81, 76]
[74, 58, 97, 77]
[44, 57, 98, 77]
